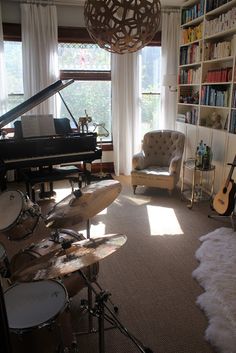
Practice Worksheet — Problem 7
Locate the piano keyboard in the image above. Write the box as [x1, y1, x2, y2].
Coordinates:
[4, 151, 95, 164]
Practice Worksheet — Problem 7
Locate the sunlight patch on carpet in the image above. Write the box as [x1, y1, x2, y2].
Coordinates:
[79, 221, 106, 238]
[125, 194, 151, 206]
[192, 227, 236, 353]
[147, 205, 183, 236]
[54, 185, 71, 202]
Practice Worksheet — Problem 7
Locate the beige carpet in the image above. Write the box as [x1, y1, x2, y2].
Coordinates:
[1, 176, 230, 353]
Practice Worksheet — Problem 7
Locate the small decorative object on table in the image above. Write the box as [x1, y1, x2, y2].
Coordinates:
[78, 110, 92, 133]
[195, 140, 213, 170]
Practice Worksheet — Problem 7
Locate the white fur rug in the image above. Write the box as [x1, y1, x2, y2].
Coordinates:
[192, 227, 236, 353]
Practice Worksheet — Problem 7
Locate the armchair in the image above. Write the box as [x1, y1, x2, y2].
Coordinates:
[131, 130, 185, 194]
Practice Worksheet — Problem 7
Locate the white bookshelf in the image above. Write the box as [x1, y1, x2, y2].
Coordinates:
[176, 0, 236, 191]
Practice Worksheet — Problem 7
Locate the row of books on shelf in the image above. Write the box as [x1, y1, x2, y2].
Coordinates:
[180, 23, 203, 44]
[180, 44, 202, 65]
[229, 110, 236, 133]
[179, 67, 201, 84]
[231, 89, 236, 108]
[201, 85, 229, 106]
[181, 0, 205, 25]
[206, 0, 231, 12]
[204, 67, 232, 82]
[203, 40, 231, 60]
[176, 109, 198, 125]
[204, 7, 236, 37]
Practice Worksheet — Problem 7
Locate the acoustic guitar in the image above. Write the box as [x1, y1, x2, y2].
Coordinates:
[213, 155, 236, 216]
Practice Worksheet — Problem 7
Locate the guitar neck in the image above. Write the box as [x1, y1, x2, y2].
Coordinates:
[225, 157, 236, 187]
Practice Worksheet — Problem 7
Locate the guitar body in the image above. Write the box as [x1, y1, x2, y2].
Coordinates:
[213, 180, 236, 215]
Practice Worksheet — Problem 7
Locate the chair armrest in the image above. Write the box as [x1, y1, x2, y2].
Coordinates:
[169, 155, 182, 175]
[132, 151, 147, 170]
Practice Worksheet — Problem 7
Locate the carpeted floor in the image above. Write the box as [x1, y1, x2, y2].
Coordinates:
[0, 176, 232, 353]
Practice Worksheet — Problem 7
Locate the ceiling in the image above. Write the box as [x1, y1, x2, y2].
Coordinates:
[55, 0, 184, 8]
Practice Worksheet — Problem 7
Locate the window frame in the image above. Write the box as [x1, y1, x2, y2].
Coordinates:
[2, 23, 161, 142]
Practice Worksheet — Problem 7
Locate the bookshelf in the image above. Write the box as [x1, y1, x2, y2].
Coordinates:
[176, 0, 236, 193]
[177, 0, 236, 131]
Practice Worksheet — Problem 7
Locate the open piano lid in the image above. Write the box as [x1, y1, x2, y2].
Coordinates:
[0, 79, 74, 129]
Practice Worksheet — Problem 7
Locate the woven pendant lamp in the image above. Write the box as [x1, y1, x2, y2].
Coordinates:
[84, 0, 161, 54]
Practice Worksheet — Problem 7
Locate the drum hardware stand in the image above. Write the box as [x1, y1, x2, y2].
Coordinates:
[75, 269, 155, 353]
[0, 272, 12, 353]
[76, 219, 118, 332]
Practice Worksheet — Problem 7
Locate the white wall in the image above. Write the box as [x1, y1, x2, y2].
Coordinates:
[2, 2, 85, 27]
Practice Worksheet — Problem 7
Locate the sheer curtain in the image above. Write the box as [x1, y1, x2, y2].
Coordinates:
[21, 3, 58, 115]
[160, 10, 180, 130]
[0, 2, 7, 115]
[111, 52, 141, 176]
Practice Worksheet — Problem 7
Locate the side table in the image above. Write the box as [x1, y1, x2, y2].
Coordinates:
[181, 158, 216, 209]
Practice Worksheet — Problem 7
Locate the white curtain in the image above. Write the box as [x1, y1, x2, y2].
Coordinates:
[0, 2, 7, 115]
[21, 3, 58, 115]
[161, 11, 180, 130]
[111, 52, 141, 176]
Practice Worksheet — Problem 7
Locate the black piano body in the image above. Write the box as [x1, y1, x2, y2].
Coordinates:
[0, 79, 102, 193]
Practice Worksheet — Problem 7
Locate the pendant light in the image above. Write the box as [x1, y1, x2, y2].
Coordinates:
[84, 0, 161, 54]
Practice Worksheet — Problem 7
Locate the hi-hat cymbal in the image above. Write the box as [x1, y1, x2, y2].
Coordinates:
[45, 179, 121, 229]
[12, 233, 127, 282]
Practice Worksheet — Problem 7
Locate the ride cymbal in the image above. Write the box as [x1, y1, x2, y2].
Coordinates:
[44, 179, 121, 228]
[12, 233, 127, 282]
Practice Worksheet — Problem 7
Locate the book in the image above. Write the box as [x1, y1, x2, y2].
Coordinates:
[21, 114, 56, 138]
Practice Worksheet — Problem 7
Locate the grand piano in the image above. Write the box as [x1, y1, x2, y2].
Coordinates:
[0, 79, 102, 195]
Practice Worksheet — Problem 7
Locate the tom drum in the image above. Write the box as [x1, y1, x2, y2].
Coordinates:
[0, 190, 41, 241]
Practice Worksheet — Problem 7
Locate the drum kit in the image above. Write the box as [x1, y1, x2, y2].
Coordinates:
[0, 179, 154, 353]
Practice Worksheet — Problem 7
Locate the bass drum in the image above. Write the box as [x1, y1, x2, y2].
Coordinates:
[10, 230, 99, 298]
[4, 280, 73, 353]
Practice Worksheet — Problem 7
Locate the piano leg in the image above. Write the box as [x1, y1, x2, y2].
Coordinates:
[39, 180, 56, 200]
[0, 161, 7, 191]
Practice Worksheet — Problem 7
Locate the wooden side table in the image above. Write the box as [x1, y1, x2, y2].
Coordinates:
[181, 158, 216, 209]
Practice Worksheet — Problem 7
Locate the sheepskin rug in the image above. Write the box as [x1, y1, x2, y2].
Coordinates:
[192, 227, 236, 353]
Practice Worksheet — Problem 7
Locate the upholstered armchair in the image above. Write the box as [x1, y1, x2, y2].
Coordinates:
[131, 130, 185, 194]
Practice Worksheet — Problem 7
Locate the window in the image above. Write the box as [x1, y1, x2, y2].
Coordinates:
[4, 41, 24, 112]
[140, 46, 162, 136]
[58, 43, 111, 141]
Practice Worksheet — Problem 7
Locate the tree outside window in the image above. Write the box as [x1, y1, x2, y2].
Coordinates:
[58, 43, 112, 141]
[140, 46, 162, 136]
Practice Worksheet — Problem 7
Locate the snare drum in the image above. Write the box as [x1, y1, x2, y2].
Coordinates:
[10, 231, 99, 297]
[4, 280, 72, 353]
[0, 190, 41, 241]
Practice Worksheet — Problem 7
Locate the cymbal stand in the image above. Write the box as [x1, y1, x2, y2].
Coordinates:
[77, 269, 155, 353]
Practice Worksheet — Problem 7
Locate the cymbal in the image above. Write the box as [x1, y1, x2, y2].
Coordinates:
[12, 233, 127, 282]
[45, 179, 122, 229]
